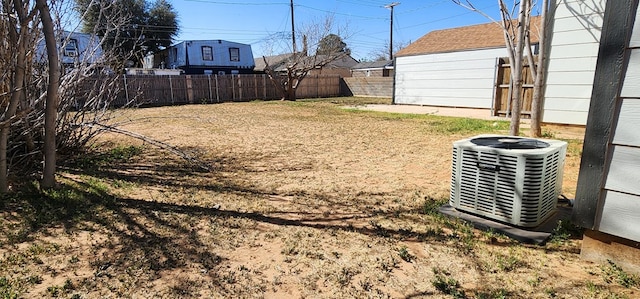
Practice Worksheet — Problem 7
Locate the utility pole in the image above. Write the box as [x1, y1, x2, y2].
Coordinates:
[385, 2, 399, 60]
[290, 0, 296, 54]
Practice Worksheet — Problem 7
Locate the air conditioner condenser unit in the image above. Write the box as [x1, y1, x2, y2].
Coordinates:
[449, 134, 567, 227]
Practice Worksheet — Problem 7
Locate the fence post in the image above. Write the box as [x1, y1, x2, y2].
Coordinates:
[123, 74, 129, 105]
[491, 57, 499, 116]
[232, 75, 236, 101]
[186, 75, 194, 104]
[215, 74, 220, 102]
[253, 74, 258, 100]
[238, 75, 242, 100]
[169, 75, 174, 105]
[263, 75, 267, 99]
[208, 75, 212, 103]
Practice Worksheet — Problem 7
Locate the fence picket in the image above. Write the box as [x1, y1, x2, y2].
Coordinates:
[82, 74, 342, 108]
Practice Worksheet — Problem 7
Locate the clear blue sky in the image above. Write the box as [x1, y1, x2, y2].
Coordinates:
[169, 0, 534, 60]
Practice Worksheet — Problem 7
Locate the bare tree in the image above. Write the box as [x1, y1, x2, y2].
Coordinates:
[262, 53, 349, 101]
[453, 0, 548, 136]
[528, 0, 550, 137]
[54, 3, 134, 150]
[0, 0, 139, 192]
[0, 0, 39, 192]
[262, 17, 351, 101]
[503, 0, 528, 136]
[367, 40, 409, 62]
[37, 0, 60, 189]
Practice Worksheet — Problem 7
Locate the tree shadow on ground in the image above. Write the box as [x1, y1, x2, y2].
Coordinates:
[1, 179, 238, 295]
[0, 145, 585, 297]
[0, 172, 459, 296]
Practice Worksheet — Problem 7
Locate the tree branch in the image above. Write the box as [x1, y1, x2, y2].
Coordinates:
[82, 123, 212, 172]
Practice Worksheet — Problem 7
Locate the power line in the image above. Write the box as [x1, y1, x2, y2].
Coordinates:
[80, 1, 505, 60]
[295, 4, 386, 20]
[396, 4, 495, 31]
[396, 0, 450, 15]
[334, 0, 387, 8]
[183, 0, 288, 6]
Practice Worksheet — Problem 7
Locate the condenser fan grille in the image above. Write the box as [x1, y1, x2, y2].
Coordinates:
[471, 136, 550, 149]
[450, 135, 567, 227]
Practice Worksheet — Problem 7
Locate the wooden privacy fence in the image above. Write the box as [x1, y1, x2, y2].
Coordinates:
[493, 57, 536, 118]
[83, 74, 342, 107]
[343, 77, 393, 98]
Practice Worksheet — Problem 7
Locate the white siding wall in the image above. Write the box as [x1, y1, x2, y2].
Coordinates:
[394, 48, 506, 108]
[597, 7, 640, 242]
[36, 32, 103, 65]
[543, 0, 606, 125]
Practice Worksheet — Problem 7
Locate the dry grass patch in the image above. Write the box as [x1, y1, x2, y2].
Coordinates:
[1, 98, 637, 298]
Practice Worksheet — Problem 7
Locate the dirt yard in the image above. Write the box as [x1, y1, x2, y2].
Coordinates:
[1, 98, 637, 298]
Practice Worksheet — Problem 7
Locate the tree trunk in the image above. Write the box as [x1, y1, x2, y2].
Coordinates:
[455, 0, 537, 136]
[38, 0, 60, 189]
[508, 0, 529, 136]
[530, 0, 549, 138]
[262, 56, 288, 100]
[286, 75, 296, 101]
[0, 3, 29, 193]
[287, 86, 296, 101]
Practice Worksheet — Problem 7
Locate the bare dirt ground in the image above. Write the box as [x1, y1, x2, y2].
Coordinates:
[1, 98, 637, 298]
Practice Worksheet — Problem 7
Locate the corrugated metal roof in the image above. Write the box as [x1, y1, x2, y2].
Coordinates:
[396, 16, 541, 57]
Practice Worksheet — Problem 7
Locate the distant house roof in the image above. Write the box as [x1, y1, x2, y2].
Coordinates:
[325, 54, 359, 69]
[352, 60, 394, 70]
[254, 53, 295, 72]
[396, 16, 541, 57]
[254, 53, 358, 72]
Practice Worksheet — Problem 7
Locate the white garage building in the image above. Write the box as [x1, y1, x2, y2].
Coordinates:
[393, 0, 605, 126]
[393, 20, 532, 110]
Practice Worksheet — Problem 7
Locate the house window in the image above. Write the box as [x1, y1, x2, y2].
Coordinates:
[229, 47, 240, 62]
[64, 39, 78, 57]
[202, 46, 213, 61]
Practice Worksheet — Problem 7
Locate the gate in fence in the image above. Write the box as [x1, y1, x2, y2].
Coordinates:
[493, 57, 536, 118]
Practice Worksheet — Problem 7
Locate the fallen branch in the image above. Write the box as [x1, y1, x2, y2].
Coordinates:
[84, 122, 212, 172]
